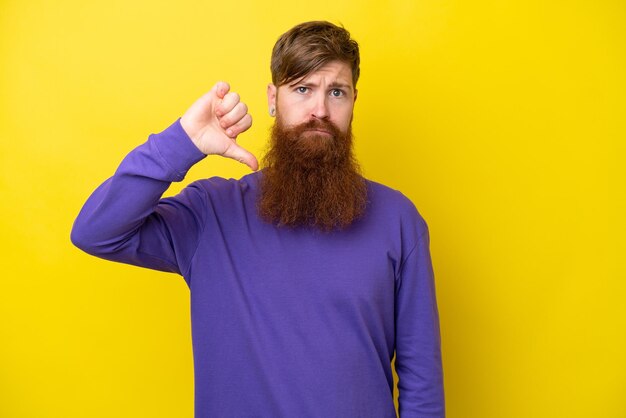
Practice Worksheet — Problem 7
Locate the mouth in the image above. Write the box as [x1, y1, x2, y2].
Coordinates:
[305, 128, 332, 136]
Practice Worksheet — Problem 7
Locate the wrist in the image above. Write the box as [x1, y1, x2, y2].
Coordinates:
[179, 116, 205, 154]
[153, 119, 207, 175]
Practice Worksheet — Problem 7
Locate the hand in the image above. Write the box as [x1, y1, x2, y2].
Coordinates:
[180, 82, 258, 171]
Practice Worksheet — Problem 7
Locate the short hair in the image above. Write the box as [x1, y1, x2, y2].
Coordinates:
[270, 21, 360, 88]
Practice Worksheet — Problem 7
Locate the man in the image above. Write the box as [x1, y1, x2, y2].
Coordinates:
[71, 21, 445, 417]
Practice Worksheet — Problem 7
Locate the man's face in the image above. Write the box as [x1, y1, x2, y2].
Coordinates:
[267, 60, 357, 135]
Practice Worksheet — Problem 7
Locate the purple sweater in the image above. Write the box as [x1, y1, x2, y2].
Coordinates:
[71, 119, 445, 417]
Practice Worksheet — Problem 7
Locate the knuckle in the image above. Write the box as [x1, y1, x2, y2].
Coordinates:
[223, 115, 235, 126]
[226, 92, 239, 103]
[240, 116, 251, 128]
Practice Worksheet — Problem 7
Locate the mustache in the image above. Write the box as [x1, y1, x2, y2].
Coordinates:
[295, 119, 342, 137]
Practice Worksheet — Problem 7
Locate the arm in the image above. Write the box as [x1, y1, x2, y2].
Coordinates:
[71, 119, 207, 275]
[71, 82, 256, 276]
[395, 224, 446, 417]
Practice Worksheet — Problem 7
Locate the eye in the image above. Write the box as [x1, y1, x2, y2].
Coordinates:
[296, 86, 309, 94]
[330, 89, 344, 97]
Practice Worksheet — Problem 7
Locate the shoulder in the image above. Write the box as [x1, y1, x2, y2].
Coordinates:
[166, 172, 261, 222]
[191, 171, 262, 195]
[366, 179, 414, 208]
[180, 171, 262, 213]
[364, 178, 429, 237]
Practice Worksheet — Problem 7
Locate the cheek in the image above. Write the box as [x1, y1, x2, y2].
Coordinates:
[286, 105, 311, 125]
[333, 109, 353, 130]
[281, 110, 305, 126]
[277, 99, 306, 124]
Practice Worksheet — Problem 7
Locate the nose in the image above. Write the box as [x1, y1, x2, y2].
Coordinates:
[311, 92, 329, 120]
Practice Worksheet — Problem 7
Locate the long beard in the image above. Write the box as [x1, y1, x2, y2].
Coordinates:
[257, 116, 368, 231]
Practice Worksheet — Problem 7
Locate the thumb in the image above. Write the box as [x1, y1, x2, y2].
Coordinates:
[224, 143, 259, 171]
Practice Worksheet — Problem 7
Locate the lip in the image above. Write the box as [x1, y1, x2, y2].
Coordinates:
[306, 128, 332, 136]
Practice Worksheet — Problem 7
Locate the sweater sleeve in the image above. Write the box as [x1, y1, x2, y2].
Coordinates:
[70, 118, 208, 280]
[395, 223, 446, 417]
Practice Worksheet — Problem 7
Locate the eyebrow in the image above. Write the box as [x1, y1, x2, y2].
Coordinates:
[328, 82, 352, 90]
[289, 81, 353, 91]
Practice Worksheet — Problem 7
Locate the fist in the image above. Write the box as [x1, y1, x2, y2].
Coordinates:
[180, 82, 258, 171]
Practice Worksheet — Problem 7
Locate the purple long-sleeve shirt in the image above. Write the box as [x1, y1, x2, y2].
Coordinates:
[71, 119, 445, 417]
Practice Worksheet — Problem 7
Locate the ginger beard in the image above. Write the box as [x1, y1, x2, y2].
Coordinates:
[257, 115, 368, 231]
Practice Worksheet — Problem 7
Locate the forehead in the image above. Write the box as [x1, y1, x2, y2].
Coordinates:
[287, 60, 354, 89]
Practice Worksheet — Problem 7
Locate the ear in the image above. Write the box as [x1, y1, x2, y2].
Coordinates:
[353, 88, 358, 103]
[267, 83, 277, 116]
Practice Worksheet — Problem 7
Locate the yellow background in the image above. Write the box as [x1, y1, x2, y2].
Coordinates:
[1, 0, 624, 417]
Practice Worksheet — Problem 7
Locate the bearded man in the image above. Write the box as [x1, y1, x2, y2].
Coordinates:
[72, 21, 445, 418]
